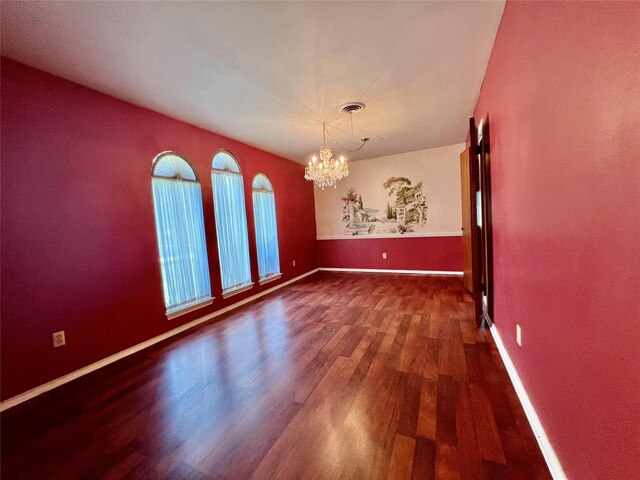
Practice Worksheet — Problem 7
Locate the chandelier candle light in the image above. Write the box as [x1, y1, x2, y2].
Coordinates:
[304, 123, 349, 189]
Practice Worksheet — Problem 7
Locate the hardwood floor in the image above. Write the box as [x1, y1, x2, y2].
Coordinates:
[1, 272, 551, 479]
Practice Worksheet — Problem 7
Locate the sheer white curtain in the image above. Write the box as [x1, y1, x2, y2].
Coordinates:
[152, 178, 211, 313]
[253, 190, 280, 279]
[212, 171, 252, 293]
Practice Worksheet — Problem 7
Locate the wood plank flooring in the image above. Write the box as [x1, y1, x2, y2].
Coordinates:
[0, 272, 551, 479]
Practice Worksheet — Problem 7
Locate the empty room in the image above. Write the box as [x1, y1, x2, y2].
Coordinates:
[1, 1, 638, 479]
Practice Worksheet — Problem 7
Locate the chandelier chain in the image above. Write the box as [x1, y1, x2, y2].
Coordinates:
[323, 122, 368, 153]
[304, 104, 368, 189]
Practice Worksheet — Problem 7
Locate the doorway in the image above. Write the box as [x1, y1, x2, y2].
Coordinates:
[460, 117, 493, 326]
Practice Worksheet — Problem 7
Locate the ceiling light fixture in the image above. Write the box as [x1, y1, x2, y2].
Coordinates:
[304, 103, 369, 189]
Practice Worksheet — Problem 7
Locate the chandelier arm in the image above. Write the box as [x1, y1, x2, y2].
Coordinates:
[324, 123, 368, 152]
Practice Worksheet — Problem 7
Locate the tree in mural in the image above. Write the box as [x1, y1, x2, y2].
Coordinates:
[386, 202, 396, 220]
[383, 177, 412, 199]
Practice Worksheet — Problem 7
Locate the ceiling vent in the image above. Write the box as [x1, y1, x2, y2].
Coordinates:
[340, 102, 366, 114]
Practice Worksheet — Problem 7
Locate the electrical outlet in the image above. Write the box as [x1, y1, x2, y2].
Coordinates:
[53, 331, 66, 348]
[382, 252, 387, 259]
[292, 260, 296, 267]
[516, 324, 522, 346]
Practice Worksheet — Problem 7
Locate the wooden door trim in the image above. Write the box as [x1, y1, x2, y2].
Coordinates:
[479, 117, 494, 321]
[468, 118, 483, 326]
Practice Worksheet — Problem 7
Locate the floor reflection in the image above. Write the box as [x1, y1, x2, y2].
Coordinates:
[159, 296, 294, 467]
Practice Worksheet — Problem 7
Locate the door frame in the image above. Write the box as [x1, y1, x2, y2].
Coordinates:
[467, 116, 494, 326]
[478, 117, 494, 322]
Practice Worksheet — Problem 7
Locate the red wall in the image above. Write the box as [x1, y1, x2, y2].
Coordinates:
[0, 58, 318, 401]
[317, 236, 462, 271]
[474, 3, 640, 478]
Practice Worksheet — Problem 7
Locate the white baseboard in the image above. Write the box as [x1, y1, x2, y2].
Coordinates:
[319, 267, 463, 276]
[317, 232, 462, 240]
[486, 318, 567, 480]
[0, 268, 320, 413]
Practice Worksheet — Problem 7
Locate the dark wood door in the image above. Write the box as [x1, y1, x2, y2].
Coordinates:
[465, 116, 494, 326]
[468, 118, 483, 326]
[478, 118, 494, 322]
[460, 148, 473, 292]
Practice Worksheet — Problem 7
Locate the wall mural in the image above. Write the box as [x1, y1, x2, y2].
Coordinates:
[341, 176, 429, 235]
[314, 143, 464, 239]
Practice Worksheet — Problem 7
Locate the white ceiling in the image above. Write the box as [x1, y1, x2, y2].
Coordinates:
[1, 1, 504, 163]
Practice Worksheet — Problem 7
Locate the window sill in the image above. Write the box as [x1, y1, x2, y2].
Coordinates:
[259, 273, 282, 286]
[166, 297, 214, 320]
[222, 283, 254, 299]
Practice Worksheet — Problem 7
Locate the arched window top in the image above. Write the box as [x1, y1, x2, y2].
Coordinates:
[152, 151, 198, 181]
[212, 150, 241, 174]
[252, 173, 273, 192]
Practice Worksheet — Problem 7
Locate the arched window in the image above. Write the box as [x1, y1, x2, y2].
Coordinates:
[151, 152, 212, 318]
[212, 150, 252, 297]
[252, 174, 281, 284]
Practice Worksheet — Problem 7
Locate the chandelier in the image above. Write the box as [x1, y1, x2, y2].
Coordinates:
[304, 103, 370, 189]
[304, 123, 349, 189]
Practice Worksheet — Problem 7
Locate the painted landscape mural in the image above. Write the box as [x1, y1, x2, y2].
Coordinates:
[342, 176, 428, 236]
[314, 144, 464, 239]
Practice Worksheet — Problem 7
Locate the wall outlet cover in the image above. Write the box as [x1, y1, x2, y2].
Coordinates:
[53, 331, 66, 348]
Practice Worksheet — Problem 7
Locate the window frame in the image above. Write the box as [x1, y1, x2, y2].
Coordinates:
[251, 173, 282, 285]
[151, 151, 213, 319]
[211, 149, 254, 298]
